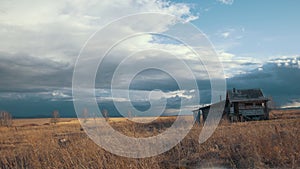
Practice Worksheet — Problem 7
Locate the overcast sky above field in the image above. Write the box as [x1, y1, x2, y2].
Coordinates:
[0, 0, 300, 117]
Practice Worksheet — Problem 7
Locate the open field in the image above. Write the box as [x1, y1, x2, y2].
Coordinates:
[0, 109, 300, 169]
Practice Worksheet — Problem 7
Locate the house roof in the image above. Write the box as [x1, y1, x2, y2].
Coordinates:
[197, 100, 226, 111]
[227, 88, 269, 102]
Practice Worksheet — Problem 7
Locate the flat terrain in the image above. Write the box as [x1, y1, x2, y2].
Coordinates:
[0, 109, 300, 169]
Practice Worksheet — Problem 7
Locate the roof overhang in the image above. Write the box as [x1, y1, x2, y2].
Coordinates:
[230, 98, 269, 103]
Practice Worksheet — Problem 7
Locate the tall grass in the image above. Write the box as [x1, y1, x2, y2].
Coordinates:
[0, 110, 299, 168]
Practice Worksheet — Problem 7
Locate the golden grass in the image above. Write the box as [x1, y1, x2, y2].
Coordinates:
[0, 110, 299, 169]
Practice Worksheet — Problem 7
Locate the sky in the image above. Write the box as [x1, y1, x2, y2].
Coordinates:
[0, 0, 299, 117]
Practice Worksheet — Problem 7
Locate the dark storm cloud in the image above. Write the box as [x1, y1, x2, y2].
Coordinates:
[1, 47, 299, 109]
[0, 52, 74, 92]
[240, 62, 261, 66]
[227, 57, 300, 106]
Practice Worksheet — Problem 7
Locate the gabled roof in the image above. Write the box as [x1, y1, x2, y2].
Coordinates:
[227, 88, 268, 102]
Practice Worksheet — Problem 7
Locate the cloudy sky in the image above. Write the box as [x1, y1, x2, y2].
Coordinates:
[0, 0, 299, 117]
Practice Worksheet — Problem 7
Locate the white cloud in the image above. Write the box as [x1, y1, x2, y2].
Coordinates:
[221, 32, 230, 38]
[0, 0, 197, 62]
[217, 0, 234, 5]
[218, 53, 300, 79]
[164, 90, 193, 99]
[268, 56, 300, 69]
[281, 101, 300, 108]
[218, 50, 262, 78]
[217, 28, 243, 40]
[52, 90, 70, 98]
[219, 51, 235, 59]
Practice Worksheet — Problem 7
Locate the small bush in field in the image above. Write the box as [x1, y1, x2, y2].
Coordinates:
[50, 110, 60, 124]
[102, 109, 109, 120]
[82, 108, 89, 123]
[0, 111, 13, 127]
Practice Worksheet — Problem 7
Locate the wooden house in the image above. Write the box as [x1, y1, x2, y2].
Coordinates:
[194, 88, 269, 123]
[226, 88, 269, 122]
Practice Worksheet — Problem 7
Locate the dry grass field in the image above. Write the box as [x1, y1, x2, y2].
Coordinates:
[0, 109, 299, 169]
